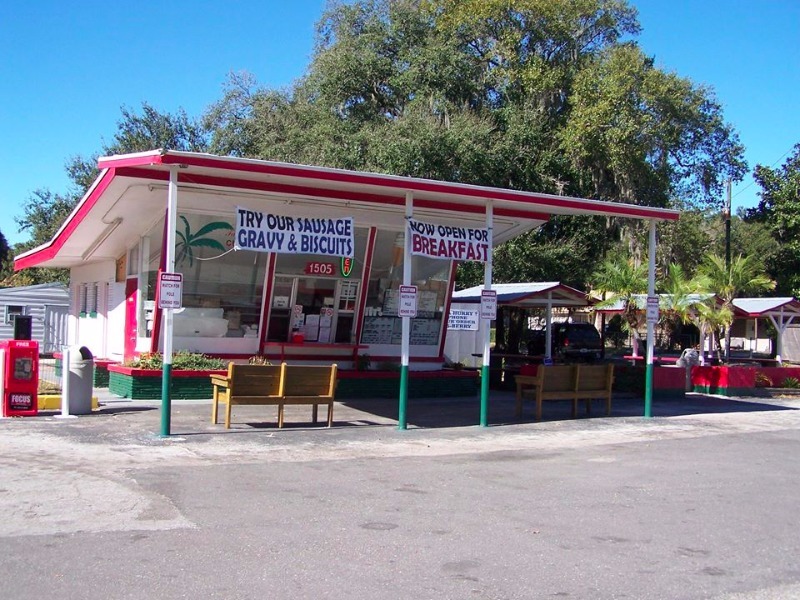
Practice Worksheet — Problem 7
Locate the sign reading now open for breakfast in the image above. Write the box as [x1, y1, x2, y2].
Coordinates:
[407, 218, 489, 262]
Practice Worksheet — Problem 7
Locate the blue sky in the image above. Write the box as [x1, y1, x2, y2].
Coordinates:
[1, 0, 798, 247]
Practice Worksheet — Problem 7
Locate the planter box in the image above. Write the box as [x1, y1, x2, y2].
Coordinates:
[691, 366, 756, 396]
[108, 365, 227, 400]
[755, 367, 800, 388]
[108, 365, 479, 400]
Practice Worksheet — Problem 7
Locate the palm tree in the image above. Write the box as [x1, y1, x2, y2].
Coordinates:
[657, 263, 711, 350]
[175, 216, 233, 267]
[691, 299, 733, 364]
[699, 254, 776, 362]
[591, 257, 648, 357]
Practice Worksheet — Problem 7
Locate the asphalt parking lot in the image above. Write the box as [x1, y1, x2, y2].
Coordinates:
[2, 390, 800, 599]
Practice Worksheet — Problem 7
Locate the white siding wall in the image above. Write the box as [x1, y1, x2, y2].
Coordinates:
[70, 261, 116, 357]
[106, 282, 127, 361]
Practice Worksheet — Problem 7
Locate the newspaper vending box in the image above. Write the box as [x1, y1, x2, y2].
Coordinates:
[0, 340, 39, 417]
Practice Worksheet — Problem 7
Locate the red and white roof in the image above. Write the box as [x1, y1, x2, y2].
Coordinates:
[732, 297, 800, 317]
[452, 282, 590, 307]
[15, 149, 680, 270]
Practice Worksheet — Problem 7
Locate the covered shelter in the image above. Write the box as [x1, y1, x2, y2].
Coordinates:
[15, 149, 679, 430]
[446, 282, 591, 366]
[731, 297, 800, 364]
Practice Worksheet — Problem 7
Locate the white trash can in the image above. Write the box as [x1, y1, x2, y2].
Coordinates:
[66, 346, 94, 415]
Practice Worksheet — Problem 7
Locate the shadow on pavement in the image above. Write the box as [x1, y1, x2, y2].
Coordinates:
[38, 405, 158, 418]
[341, 392, 798, 429]
[92, 405, 158, 416]
[27, 391, 795, 438]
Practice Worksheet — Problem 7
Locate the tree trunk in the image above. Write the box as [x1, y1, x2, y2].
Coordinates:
[724, 324, 732, 363]
[507, 307, 525, 355]
[495, 307, 506, 352]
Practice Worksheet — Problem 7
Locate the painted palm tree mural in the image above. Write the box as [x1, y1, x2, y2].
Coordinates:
[175, 215, 234, 267]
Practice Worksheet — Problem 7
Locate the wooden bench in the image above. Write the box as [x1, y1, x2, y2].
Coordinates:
[279, 364, 338, 428]
[210, 363, 338, 429]
[515, 364, 614, 421]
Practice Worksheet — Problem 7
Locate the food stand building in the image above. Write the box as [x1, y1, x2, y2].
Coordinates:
[15, 150, 679, 371]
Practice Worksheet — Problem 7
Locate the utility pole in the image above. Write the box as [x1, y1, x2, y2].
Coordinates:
[724, 179, 732, 364]
[725, 179, 732, 271]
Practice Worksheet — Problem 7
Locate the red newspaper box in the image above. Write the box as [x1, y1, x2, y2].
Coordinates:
[1, 340, 39, 417]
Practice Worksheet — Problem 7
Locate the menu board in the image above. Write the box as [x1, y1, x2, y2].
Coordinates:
[360, 316, 441, 346]
[410, 319, 441, 345]
[382, 289, 399, 316]
[361, 317, 401, 344]
[417, 291, 439, 318]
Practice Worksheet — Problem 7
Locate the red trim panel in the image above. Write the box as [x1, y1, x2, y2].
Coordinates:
[354, 227, 377, 344]
[113, 168, 552, 221]
[166, 154, 679, 220]
[439, 263, 458, 360]
[259, 254, 277, 351]
[97, 152, 679, 220]
[152, 153, 678, 220]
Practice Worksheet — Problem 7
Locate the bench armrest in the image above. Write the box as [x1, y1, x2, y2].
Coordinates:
[209, 374, 231, 388]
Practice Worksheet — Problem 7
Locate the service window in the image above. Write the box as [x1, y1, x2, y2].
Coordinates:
[360, 230, 450, 346]
[140, 213, 268, 339]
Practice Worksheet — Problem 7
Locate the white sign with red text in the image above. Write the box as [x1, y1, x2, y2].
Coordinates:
[158, 272, 183, 309]
[646, 296, 660, 324]
[398, 285, 418, 318]
[480, 290, 497, 320]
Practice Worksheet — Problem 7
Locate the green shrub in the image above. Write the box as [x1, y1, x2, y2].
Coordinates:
[248, 355, 272, 365]
[124, 351, 225, 371]
[755, 372, 773, 387]
[781, 376, 800, 389]
[38, 380, 61, 394]
[356, 353, 371, 371]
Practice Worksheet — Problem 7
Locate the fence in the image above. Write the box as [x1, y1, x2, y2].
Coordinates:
[38, 357, 62, 394]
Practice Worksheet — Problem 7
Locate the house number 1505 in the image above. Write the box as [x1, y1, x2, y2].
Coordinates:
[304, 262, 335, 275]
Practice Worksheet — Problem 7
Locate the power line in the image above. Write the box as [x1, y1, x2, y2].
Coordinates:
[733, 145, 796, 199]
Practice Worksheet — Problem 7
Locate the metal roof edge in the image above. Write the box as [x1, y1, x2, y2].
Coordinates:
[98, 150, 681, 221]
[14, 168, 115, 271]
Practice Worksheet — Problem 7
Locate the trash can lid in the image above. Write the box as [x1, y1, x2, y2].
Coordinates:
[76, 346, 93, 360]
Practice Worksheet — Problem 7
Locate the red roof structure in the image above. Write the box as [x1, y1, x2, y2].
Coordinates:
[15, 149, 679, 271]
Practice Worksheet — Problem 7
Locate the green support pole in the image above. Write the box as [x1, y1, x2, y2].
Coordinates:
[161, 363, 172, 437]
[398, 364, 408, 430]
[644, 362, 653, 418]
[480, 365, 489, 427]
